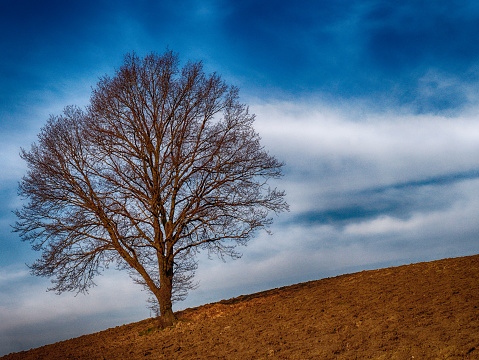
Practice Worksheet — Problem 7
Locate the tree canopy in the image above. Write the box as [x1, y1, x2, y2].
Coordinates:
[15, 51, 288, 322]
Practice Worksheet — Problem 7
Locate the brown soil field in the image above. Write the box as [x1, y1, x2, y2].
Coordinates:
[2, 254, 478, 359]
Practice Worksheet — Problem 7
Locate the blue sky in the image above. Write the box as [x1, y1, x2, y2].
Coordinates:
[1, 0, 479, 355]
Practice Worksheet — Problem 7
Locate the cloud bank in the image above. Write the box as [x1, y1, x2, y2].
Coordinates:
[2, 90, 479, 358]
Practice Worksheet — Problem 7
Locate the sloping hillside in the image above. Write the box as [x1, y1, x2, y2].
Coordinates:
[2, 255, 478, 359]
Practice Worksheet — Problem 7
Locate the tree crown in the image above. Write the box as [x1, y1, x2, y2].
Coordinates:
[15, 51, 288, 315]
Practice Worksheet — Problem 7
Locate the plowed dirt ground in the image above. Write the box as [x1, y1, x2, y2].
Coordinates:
[2, 254, 478, 359]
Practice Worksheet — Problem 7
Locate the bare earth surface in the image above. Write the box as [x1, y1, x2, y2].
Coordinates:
[2, 254, 478, 359]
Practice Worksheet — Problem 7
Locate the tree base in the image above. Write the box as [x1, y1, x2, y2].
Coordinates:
[156, 313, 177, 329]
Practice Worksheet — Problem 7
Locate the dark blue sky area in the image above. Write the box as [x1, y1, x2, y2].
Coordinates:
[2, 1, 479, 113]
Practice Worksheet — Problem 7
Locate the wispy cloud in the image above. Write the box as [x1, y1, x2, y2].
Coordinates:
[248, 98, 479, 252]
[253, 100, 479, 192]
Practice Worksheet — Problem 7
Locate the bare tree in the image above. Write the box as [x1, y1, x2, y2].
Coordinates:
[14, 51, 288, 323]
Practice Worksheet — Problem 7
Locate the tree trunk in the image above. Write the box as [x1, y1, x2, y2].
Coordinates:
[157, 261, 176, 325]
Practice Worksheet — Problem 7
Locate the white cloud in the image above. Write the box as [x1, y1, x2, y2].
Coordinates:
[344, 214, 425, 235]
[252, 100, 479, 191]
